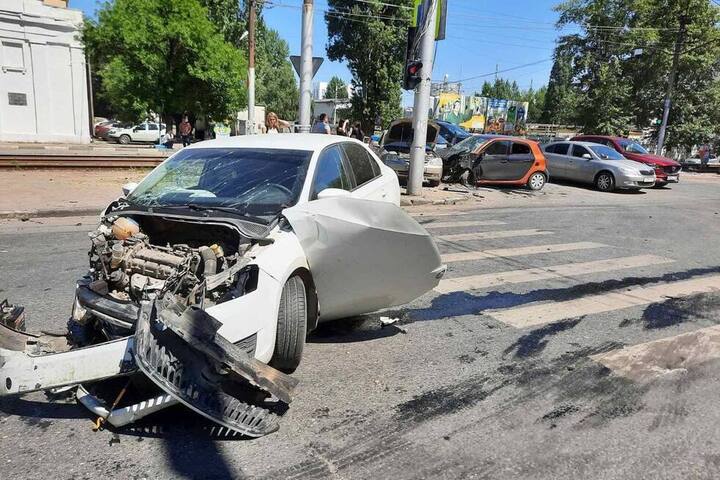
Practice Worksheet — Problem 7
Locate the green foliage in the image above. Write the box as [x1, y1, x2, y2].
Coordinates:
[84, 0, 247, 122]
[474, 78, 546, 123]
[547, 0, 720, 149]
[325, 76, 349, 99]
[326, 0, 412, 131]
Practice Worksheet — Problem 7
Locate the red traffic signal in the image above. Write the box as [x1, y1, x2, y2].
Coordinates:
[403, 60, 423, 91]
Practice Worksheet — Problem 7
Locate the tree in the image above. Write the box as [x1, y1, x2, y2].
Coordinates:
[325, 76, 349, 99]
[540, 46, 580, 124]
[480, 78, 522, 100]
[84, 0, 247, 123]
[326, 0, 412, 132]
[201, 0, 299, 120]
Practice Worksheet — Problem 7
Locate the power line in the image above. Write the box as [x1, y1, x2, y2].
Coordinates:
[438, 58, 554, 83]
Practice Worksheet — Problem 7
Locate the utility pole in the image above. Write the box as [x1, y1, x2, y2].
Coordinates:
[407, 0, 438, 196]
[247, 0, 257, 135]
[298, 0, 313, 133]
[656, 14, 688, 155]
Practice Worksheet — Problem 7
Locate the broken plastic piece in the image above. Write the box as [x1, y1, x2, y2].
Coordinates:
[0, 300, 25, 331]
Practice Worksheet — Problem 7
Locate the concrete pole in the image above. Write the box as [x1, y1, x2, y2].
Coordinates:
[408, 0, 438, 196]
[298, 0, 313, 133]
[656, 15, 687, 155]
[247, 0, 256, 135]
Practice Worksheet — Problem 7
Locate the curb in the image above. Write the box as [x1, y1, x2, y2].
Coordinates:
[0, 207, 102, 220]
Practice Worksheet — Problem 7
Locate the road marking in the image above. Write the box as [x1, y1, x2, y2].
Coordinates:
[441, 241, 607, 263]
[487, 274, 720, 328]
[423, 220, 507, 229]
[410, 211, 470, 217]
[438, 229, 553, 242]
[592, 325, 720, 382]
[435, 255, 673, 294]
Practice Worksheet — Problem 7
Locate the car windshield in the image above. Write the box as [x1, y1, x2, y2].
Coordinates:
[619, 140, 648, 154]
[589, 145, 625, 160]
[126, 148, 312, 218]
[441, 122, 470, 139]
[447, 135, 492, 155]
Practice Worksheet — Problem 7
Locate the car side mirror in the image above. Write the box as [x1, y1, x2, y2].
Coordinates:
[316, 188, 351, 200]
[582, 153, 592, 160]
[122, 182, 138, 197]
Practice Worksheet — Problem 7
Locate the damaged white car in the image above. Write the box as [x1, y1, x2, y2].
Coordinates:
[0, 134, 446, 437]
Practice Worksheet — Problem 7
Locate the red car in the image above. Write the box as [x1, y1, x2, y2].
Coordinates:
[571, 135, 681, 187]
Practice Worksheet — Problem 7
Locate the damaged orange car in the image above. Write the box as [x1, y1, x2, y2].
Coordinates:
[441, 135, 548, 190]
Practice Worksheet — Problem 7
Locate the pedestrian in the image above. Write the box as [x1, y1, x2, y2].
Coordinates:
[311, 113, 331, 134]
[263, 112, 291, 134]
[351, 122, 365, 141]
[701, 145, 710, 168]
[179, 115, 193, 147]
[337, 119, 350, 136]
[159, 128, 174, 149]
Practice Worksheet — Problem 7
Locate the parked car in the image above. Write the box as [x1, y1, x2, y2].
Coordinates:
[439, 134, 500, 177]
[107, 122, 166, 144]
[377, 118, 444, 187]
[680, 154, 720, 171]
[543, 141, 656, 191]
[571, 135, 681, 187]
[0, 134, 445, 437]
[95, 120, 130, 140]
[443, 135, 548, 190]
[436, 120, 471, 146]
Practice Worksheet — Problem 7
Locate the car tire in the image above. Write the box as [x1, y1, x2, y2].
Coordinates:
[527, 172, 546, 191]
[428, 179, 440, 187]
[459, 169, 477, 187]
[118, 134, 131, 145]
[595, 171, 615, 192]
[270, 275, 307, 373]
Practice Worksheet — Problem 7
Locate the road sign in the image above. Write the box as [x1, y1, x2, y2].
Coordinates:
[290, 56, 324, 79]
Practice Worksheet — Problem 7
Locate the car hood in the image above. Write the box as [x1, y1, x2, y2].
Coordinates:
[381, 119, 440, 147]
[624, 152, 679, 166]
[609, 158, 656, 172]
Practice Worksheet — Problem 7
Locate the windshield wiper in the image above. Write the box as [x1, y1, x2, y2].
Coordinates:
[153, 203, 252, 218]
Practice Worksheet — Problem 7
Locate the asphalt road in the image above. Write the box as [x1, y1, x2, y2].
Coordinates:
[1, 178, 720, 479]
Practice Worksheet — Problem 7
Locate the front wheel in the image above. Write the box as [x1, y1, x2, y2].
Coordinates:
[595, 172, 615, 192]
[270, 275, 307, 373]
[526, 172, 546, 191]
[118, 134, 131, 145]
[427, 179, 440, 187]
[459, 169, 477, 187]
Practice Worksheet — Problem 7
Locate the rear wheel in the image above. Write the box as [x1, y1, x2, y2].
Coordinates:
[427, 179, 440, 187]
[459, 169, 477, 187]
[526, 172, 546, 191]
[118, 134, 131, 145]
[270, 275, 307, 373]
[595, 171, 615, 192]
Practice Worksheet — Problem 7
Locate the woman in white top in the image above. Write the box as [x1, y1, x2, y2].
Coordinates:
[263, 112, 291, 134]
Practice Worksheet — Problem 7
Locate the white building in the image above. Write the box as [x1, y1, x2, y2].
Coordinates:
[0, 0, 90, 144]
[312, 81, 328, 100]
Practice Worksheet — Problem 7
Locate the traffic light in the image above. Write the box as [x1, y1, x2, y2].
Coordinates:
[403, 60, 423, 91]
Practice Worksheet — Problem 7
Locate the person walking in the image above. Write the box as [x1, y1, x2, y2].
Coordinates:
[263, 112, 291, 134]
[311, 113, 331, 134]
[179, 115, 193, 147]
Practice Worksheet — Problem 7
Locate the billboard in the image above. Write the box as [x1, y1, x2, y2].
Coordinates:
[434, 94, 528, 135]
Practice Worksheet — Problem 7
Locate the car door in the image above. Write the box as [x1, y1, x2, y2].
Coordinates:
[132, 123, 149, 141]
[478, 140, 510, 180]
[341, 142, 391, 202]
[506, 141, 535, 180]
[145, 123, 161, 142]
[568, 144, 594, 181]
[309, 145, 353, 200]
[544, 142, 571, 178]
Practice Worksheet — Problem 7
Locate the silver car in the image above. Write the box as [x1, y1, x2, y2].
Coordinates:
[543, 141, 656, 192]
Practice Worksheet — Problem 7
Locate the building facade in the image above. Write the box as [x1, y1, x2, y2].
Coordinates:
[0, 0, 90, 143]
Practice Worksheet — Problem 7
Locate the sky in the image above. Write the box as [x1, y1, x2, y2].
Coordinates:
[69, 0, 563, 105]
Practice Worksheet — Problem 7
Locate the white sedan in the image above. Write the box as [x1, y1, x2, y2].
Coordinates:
[107, 121, 166, 144]
[0, 134, 445, 436]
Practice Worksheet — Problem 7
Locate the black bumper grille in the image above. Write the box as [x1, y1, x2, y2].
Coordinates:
[663, 165, 680, 174]
[640, 170, 654, 176]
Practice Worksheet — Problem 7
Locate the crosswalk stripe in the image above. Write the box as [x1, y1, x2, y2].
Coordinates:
[423, 220, 507, 229]
[592, 325, 720, 382]
[440, 241, 607, 263]
[438, 229, 553, 241]
[487, 274, 720, 328]
[435, 254, 673, 294]
[410, 211, 469, 217]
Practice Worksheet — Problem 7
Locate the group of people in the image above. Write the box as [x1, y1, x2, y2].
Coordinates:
[158, 115, 194, 149]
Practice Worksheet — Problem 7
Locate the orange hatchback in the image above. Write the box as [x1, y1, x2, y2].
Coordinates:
[442, 135, 548, 190]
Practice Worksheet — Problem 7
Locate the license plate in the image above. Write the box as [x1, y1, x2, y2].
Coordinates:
[667, 175, 678, 181]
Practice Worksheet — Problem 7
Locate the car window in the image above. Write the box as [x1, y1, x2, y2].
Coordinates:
[485, 140, 510, 155]
[572, 145, 592, 158]
[511, 142, 531, 155]
[148, 124, 158, 131]
[589, 145, 625, 160]
[619, 140, 649, 154]
[312, 146, 352, 199]
[342, 143, 380, 186]
[136, 124, 147, 131]
[552, 143, 570, 155]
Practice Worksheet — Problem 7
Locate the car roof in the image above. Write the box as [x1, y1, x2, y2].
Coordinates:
[549, 140, 606, 148]
[574, 135, 626, 142]
[184, 133, 365, 151]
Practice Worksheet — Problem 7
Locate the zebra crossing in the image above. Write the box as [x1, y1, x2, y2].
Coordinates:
[418, 211, 720, 382]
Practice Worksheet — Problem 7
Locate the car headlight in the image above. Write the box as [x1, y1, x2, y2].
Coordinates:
[426, 156, 443, 167]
